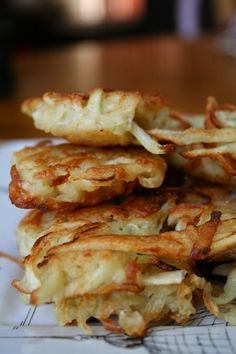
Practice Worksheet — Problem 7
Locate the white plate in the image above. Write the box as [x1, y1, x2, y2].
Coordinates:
[0, 139, 235, 354]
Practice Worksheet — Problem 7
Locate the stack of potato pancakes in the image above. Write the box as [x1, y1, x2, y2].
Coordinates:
[9, 89, 236, 336]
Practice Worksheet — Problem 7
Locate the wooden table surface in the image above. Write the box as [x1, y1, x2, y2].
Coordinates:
[1, 35, 236, 140]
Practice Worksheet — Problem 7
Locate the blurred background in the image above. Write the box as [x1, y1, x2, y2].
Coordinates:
[1, 0, 236, 139]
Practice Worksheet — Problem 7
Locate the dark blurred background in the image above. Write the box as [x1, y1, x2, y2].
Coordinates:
[2, 0, 227, 51]
[1, 0, 236, 138]
[1, 0, 234, 96]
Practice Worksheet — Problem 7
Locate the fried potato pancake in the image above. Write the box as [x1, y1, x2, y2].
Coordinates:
[21, 88, 181, 154]
[18, 186, 234, 260]
[9, 142, 166, 211]
[22, 90, 236, 165]
[17, 192, 174, 258]
[14, 193, 209, 335]
[15, 187, 236, 335]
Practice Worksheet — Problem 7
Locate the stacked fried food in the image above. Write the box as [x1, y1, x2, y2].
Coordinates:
[10, 89, 236, 336]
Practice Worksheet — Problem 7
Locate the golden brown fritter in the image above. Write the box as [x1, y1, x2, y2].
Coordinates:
[17, 192, 174, 258]
[21, 88, 179, 154]
[15, 186, 236, 335]
[9, 142, 166, 211]
[18, 186, 236, 260]
[14, 193, 210, 335]
[22, 90, 236, 172]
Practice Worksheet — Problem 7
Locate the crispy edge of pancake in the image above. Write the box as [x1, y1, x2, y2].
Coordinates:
[9, 164, 138, 211]
[17, 185, 235, 262]
[21, 89, 173, 154]
[16, 185, 236, 263]
[22, 90, 166, 119]
[16, 191, 175, 258]
[9, 144, 166, 211]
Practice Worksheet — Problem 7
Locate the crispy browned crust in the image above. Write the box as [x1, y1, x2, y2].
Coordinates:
[18, 191, 167, 228]
[9, 165, 34, 209]
[22, 90, 165, 117]
[21, 89, 168, 148]
[19, 186, 231, 263]
[16, 189, 176, 258]
[16, 185, 236, 262]
[9, 144, 166, 211]
[9, 164, 82, 211]
[9, 164, 137, 211]
[44, 211, 219, 262]
[19, 88, 178, 154]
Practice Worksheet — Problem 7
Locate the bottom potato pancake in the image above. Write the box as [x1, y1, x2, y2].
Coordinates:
[13, 186, 236, 335]
[55, 274, 208, 336]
